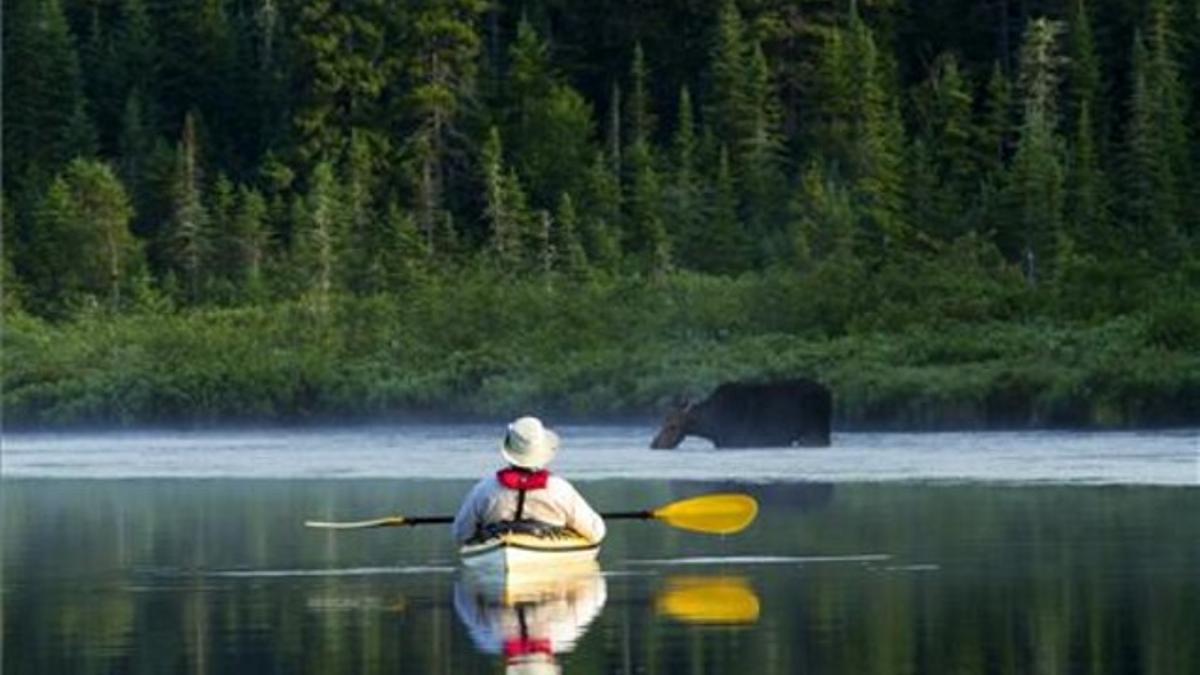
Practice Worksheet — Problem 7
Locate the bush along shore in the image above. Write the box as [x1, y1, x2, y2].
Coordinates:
[4, 270, 1197, 431]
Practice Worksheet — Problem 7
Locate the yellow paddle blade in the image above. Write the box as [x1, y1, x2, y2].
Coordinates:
[656, 576, 761, 625]
[651, 493, 758, 535]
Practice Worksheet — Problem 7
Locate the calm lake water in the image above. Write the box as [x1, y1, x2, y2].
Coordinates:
[3, 427, 1198, 674]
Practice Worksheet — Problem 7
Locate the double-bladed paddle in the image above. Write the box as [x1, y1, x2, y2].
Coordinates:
[304, 492, 758, 535]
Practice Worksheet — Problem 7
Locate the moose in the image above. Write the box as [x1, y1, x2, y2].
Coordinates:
[650, 379, 833, 449]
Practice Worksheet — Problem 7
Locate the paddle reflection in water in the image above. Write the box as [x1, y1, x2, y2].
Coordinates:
[454, 562, 607, 674]
[655, 576, 761, 625]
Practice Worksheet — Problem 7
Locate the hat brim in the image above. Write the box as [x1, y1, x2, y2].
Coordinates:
[501, 429, 559, 469]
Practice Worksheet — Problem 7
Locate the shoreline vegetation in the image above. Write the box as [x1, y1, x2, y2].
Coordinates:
[3, 1, 1199, 431]
[5, 270, 1197, 431]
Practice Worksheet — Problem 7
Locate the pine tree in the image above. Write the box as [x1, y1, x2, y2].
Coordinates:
[977, 61, 1014, 178]
[293, 0, 397, 164]
[1122, 26, 1187, 259]
[293, 162, 345, 304]
[849, 14, 909, 257]
[508, 15, 554, 136]
[405, 0, 486, 253]
[340, 133, 381, 294]
[230, 186, 270, 300]
[913, 53, 976, 239]
[80, 3, 123, 152]
[1066, 101, 1111, 254]
[812, 19, 856, 170]
[1066, 0, 1104, 144]
[117, 91, 155, 218]
[380, 202, 430, 286]
[209, 174, 238, 295]
[740, 41, 787, 258]
[27, 160, 140, 314]
[793, 161, 856, 267]
[553, 193, 589, 279]
[708, 0, 752, 151]
[504, 19, 595, 208]
[666, 87, 707, 270]
[2, 0, 91, 198]
[579, 152, 623, 271]
[167, 113, 212, 303]
[481, 127, 527, 269]
[1008, 18, 1068, 285]
[694, 147, 752, 274]
[117, 0, 159, 99]
[1147, 0, 1193, 241]
[606, 83, 622, 175]
[625, 142, 670, 274]
[626, 43, 656, 148]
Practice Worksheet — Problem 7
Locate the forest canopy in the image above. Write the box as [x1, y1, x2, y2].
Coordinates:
[2, 0, 1198, 427]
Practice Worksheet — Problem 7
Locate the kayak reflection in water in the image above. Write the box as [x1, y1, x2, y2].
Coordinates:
[453, 563, 607, 674]
[452, 416, 606, 546]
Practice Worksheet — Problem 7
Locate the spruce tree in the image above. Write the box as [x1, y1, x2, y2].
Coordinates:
[708, 0, 752, 151]
[741, 41, 787, 259]
[696, 147, 752, 274]
[579, 152, 623, 271]
[405, 0, 486, 253]
[1122, 28, 1187, 259]
[504, 21, 595, 208]
[625, 142, 670, 274]
[167, 113, 212, 303]
[626, 43, 656, 148]
[849, 14, 909, 258]
[1066, 0, 1104, 145]
[293, 162, 345, 304]
[553, 193, 589, 279]
[1066, 102, 1111, 254]
[230, 186, 270, 300]
[1008, 18, 1068, 285]
[340, 133, 381, 294]
[27, 160, 140, 314]
[666, 87, 706, 270]
[209, 174, 238, 296]
[977, 61, 1014, 178]
[293, 1, 395, 163]
[481, 128, 527, 269]
[1147, 0, 1193, 241]
[2, 0, 90, 198]
[793, 161, 856, 267]
[914, 53, 976, 239]
[813, 20, 856, 170]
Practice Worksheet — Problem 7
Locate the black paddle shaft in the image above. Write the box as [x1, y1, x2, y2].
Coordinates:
[401, 511, 648, 526]
[404, 516, 454, 525]
[601, 510, 654, 520]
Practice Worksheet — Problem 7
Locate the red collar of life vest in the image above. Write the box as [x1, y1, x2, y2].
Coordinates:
[497, 467, 550, 490]
[504, 637, 553, 659]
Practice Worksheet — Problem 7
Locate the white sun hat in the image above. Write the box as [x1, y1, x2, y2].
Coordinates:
[501, 416, 560, 469]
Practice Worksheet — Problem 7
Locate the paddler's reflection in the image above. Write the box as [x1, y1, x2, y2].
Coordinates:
[453, 563, 607, 674]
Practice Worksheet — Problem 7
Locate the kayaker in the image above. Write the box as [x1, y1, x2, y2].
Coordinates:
[452, 416, 606, 545]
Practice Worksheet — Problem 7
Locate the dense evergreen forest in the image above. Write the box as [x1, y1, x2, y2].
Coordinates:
[3, 0, 1198, 428]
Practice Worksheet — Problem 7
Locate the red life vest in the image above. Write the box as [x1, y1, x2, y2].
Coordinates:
[503, 637, 553, 659]
[496, 467, 550, 491]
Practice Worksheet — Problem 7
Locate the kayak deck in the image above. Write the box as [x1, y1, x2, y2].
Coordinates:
[460, 530, 600, 574]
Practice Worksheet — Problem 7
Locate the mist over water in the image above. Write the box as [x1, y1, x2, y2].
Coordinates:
[4, 425, 1198, 484]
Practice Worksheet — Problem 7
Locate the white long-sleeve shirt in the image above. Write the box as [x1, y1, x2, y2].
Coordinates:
[452, 473, 606, 544]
